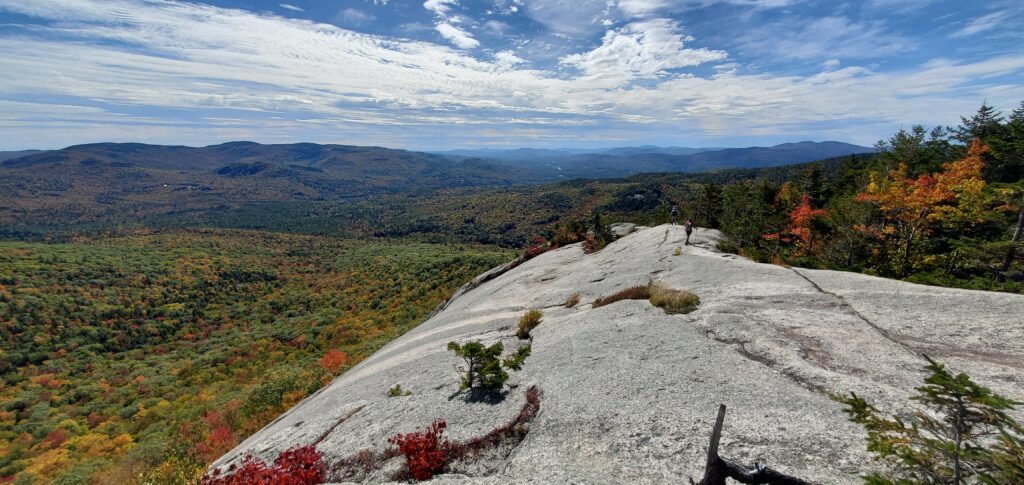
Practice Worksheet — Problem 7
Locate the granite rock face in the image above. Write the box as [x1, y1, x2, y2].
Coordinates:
[214, 225, 1024, 484]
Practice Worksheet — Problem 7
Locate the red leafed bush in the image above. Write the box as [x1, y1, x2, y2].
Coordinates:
[522, 236, 554, 261]
[387, 418, 450, 481]
[201, 445, 324, 485]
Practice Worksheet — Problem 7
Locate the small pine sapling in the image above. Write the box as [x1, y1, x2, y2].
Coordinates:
[447, 341, 531, 391]
[840, 355, 1024, 484]
[502, 344, 531, 371]
[447, 341, 507, 390]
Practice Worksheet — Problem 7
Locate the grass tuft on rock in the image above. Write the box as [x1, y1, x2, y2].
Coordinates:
[592, 285, 650, 308]
[516, 309, 543, 339]
[592, 283, 700, 314]
[564, 292, 580, 308]
[648, 284, 700, 314]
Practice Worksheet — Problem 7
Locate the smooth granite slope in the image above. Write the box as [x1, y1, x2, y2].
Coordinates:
[213, 225, 1024, 484]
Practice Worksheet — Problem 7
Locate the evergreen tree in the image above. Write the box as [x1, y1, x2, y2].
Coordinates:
[841, 356, 1024, 484]
[954, 102, 1005, 145]
[799, 164, 825, 207]
[988, 101, 1024, 183]
[954, 102, 1013, 182]
[694, 183, 723, 228]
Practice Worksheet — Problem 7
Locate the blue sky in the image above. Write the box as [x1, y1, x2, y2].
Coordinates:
[0, 0, 1022, 150]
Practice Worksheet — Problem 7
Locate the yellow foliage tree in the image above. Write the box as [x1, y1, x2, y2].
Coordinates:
[856, 140, 990, 276]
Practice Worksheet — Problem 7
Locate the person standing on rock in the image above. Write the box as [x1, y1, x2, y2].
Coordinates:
[671, 205, 679, 225]
[684, 219, 694, 245]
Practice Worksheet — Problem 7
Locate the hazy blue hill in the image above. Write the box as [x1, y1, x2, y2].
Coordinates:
[542, 141, 875, 177]
[0, 150, 42, 162]
[0, 142, 555, 227]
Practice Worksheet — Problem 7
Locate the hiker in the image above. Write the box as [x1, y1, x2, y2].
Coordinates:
[684, 219, 694, 245]
[670, 205, 679, 225]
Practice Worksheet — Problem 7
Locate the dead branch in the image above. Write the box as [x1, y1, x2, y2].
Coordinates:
[692, 404, 816, 485]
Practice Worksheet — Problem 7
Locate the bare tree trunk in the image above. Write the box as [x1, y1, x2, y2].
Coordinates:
[692, 405, 816, 485]
[1001, 196, 1024, 272]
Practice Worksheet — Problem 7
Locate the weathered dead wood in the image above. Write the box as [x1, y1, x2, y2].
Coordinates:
[691, 404, 816, 485]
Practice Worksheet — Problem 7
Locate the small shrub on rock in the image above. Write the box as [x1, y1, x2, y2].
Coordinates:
[564, 292, 581, 308]
[648, 284, 700, 314]
[202, 445, 324, 485]
[387, 384, 412, 397]
[388, 418, 450, 481]
[516, 309, 543, 339]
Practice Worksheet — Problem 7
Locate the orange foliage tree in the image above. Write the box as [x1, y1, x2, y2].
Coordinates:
[319, 349, 349, 375]
[856, 139, 989, 276]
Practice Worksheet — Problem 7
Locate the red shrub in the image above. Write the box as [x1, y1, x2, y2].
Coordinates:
[522, 237, 554, 260]
[202, 445, 324, 485]
[387, 418, 450, 481]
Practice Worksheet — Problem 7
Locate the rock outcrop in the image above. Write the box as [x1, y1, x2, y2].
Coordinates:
[214, 225, 1024, 483]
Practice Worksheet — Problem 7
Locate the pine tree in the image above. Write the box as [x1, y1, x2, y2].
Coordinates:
[841, 356, 1024, 484]
[695, 183, 723, 228]
[954, 102, 1005, 145]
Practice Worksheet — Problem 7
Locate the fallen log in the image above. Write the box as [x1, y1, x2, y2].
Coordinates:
[692, 404, 816, 485]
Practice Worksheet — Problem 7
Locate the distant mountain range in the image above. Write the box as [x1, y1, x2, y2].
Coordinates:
[0, 140, 873, 227]
[436, 145, 724, 161]
[449, 141, 874, 178]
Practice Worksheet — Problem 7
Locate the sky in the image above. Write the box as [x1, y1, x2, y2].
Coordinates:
[0, 0, 1022, 151]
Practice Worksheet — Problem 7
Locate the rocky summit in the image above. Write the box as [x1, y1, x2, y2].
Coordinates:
[213, 225, 1024, 484]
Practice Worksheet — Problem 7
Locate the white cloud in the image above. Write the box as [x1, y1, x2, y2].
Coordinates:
[279, 3, 304, 13]
[951, 11, 1003, 38]
[560, 19, 727, 85]
[493, 50, 525, 69]
[522, 0, 609, 36]
[483, 20, 510, 36]
[0, 0, 1022, 148]
[423, 0, 479, 49]
[338, 8, 375, 26]
[616, 0, 669, 17]
[423, 0, 458, 16]
[435, 22, 479, 48]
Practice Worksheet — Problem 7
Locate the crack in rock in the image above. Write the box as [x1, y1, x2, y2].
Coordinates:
[312, 405, 366, 446]
[790, 268, 918, 357]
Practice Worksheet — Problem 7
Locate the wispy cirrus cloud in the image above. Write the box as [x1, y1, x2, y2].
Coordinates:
[950, 11, 1004, 38]
[278, 3, 303, 13]
[735, 15, 915, 61]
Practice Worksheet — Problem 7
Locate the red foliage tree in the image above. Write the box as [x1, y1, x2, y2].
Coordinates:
[764, 193, 830, 255]
[387, 418, 450, 481]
